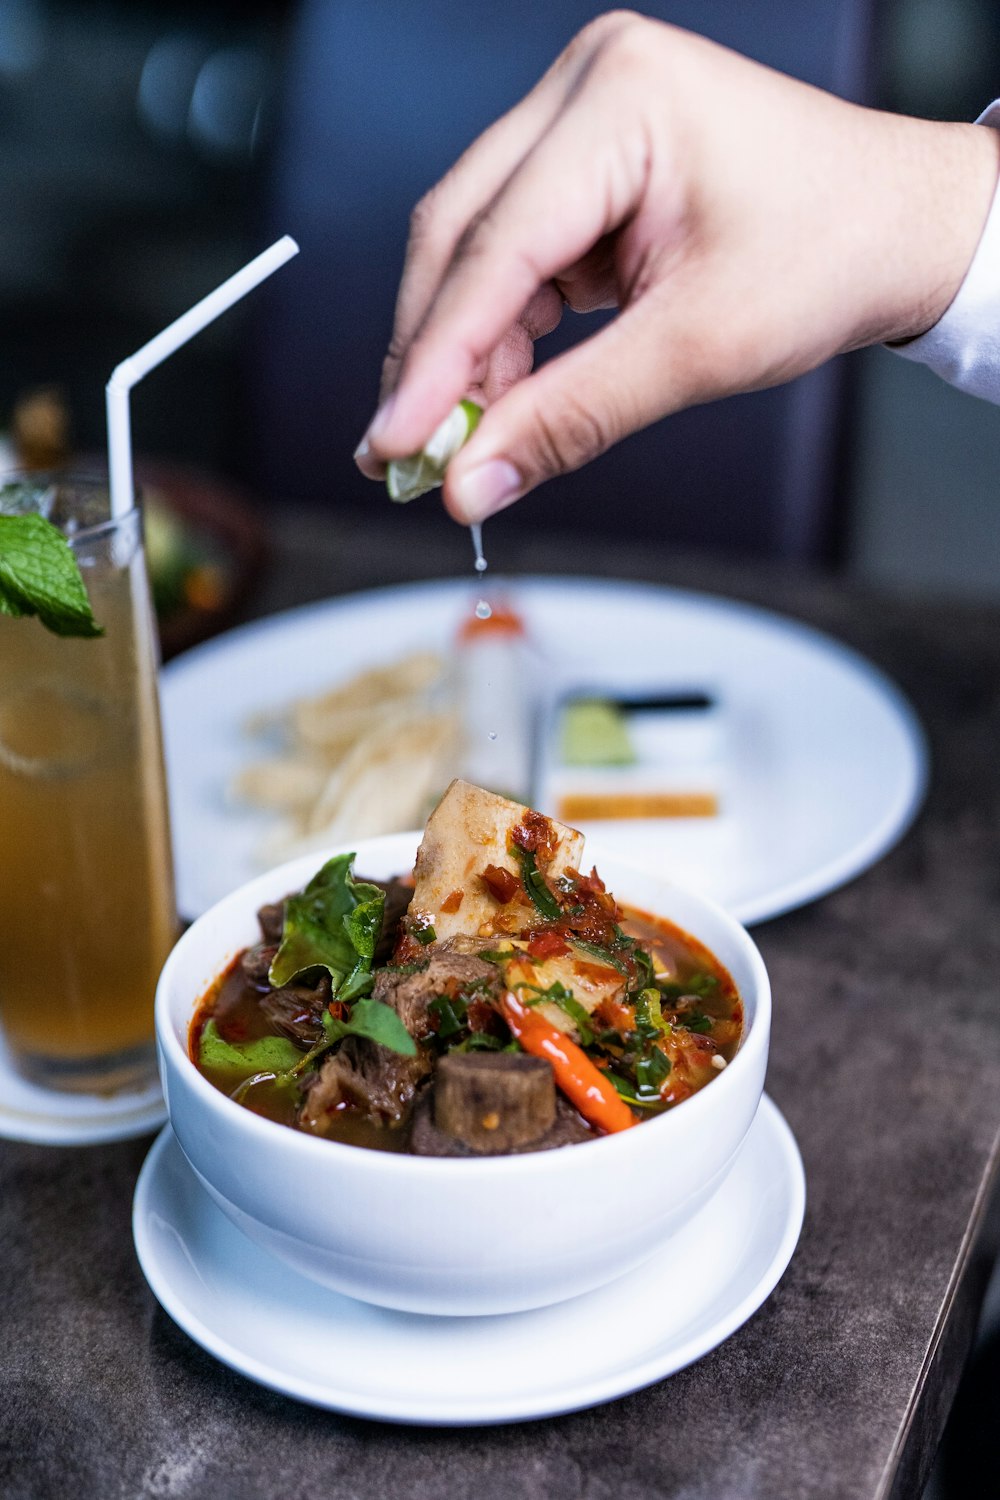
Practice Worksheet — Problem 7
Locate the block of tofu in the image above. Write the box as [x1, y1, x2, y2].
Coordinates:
[411, 780, 585, 940]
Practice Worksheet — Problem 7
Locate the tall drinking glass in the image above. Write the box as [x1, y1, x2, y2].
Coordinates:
[0, 476, 176, 1093]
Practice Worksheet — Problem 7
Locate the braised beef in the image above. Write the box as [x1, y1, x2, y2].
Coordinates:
[258, 976, 330, 1047]
[371, 944, 501, 1038]
[299, 1036, 432, 1131]
[256, 901, 285, 944]
[240, 942, 278, 988]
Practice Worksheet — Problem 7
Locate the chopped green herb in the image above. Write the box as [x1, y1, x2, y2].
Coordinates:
[382, 961, 429, 976]
[452, 1031, 506, 1053]
[606, 1070, 666, 1110]
[516, 979, 595, 1045]
[511, 845, 562, 921]
[571, 939, 631, 977]
[428, 994, 468, 1038]
[658, 971, 720, 1001]
[634, 1046, 671, 1100]
[412, 919, 437, 946]
[677, 1011, 713, 1034]
[634, 988, 670, 1042]
[478, 947, 515, 964]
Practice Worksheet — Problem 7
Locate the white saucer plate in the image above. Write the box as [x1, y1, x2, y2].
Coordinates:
[0, 1030, 165, 1145]
[132, 1095, 804, 1425]
[160, 577, 926, 925]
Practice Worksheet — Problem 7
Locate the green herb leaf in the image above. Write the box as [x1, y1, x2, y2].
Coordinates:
[658, 971, 720, 1001]
[517, 978, 595, 1045]
[606, 1069, 666, 1110]
[570, 939, 631, 977]
[452, 1031, 506, 1053]
[412, 919, 437, 946]
[634, 1045, 671, 1099]
[269, 853, 384, 997]
[634, 987, 670, 1042]
[428, 994, 468, 1039]
[0, 513, 103, 638]
[198, 1018, 303, 1080]
[677, 1010, 713, 1034]
[322, 998, 417, 1056]
[511, 845, 561, 920]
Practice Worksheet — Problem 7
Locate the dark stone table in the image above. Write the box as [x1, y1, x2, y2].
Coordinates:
[3, 508, 999, 1500]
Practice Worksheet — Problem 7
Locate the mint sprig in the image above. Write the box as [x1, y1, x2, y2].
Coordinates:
[0, 514, 103, 638]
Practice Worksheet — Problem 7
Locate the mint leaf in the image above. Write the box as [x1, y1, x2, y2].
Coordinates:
[269, 853, 385, 997]
[198, 1018, 303, 1079]
[0, 514, 102, 638]
[322, 998, 416, 1056]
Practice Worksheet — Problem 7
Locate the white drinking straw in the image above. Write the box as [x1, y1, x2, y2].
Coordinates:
[105, 234, 299, 520]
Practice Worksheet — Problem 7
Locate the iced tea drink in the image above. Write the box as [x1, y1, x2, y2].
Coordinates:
[0, 479, 176, 1093]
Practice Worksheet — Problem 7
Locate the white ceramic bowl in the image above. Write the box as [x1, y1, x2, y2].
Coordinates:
[155, 832, 770, 1316]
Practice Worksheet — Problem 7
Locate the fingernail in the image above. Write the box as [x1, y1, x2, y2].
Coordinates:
[453, 459, 521, 522]
[364, 392, 397, 446]
[353, 436, 370, 460]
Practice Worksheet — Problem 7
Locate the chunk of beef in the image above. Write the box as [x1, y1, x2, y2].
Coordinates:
[256, 901, 285, 944]
[240, 942, 278, 988]
[298, 1037, 432, 1132]
[258, 975, 330, 1047]
[371, 944, 502, 1038]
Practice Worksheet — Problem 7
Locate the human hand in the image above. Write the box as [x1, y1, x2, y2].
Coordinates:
[356, 11, 1000, 523]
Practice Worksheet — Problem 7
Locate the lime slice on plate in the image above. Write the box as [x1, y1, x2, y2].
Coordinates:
[386, 400, 482, 503]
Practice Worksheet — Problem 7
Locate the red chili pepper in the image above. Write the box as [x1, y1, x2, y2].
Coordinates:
[500, 992, 635, 1134]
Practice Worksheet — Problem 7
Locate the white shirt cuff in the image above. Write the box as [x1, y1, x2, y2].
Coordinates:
[891, 100, 1000, 402]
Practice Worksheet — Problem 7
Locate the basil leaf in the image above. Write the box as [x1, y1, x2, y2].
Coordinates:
[0, 513, 103, 638]
[198, 1019, 303, 1080]
[512, 846, 561, 920]
[322, 998, 416, 1056]
[269, 853, 384, 997]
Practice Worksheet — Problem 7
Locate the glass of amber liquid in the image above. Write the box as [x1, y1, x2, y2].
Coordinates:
[0, 476, 176, 1094]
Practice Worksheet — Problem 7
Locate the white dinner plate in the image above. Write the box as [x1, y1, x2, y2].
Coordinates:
[0, 1029, 165, 1145]
[132, 1095, 804, 1424]
[160, 577, 926, 924]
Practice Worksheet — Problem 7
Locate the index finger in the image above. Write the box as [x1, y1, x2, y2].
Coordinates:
[367, 76, 650, 462]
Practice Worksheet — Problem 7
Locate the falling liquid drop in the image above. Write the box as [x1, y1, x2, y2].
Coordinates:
[475, 599, 492, 620]
[470, 522, 487, 573]
[488, 731, 498, 741]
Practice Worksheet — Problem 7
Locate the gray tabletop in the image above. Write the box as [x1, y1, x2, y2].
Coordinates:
[3, 509, 999, 1500]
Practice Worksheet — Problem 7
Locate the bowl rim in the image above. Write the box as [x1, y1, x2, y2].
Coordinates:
[156, 832, 771, 1177]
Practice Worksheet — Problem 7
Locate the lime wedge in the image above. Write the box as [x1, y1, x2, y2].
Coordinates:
[386, 399, 482, 503]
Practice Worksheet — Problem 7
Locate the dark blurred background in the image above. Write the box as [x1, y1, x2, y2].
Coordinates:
[1, 5, 998, 1493]
[1, 0, 999, 595]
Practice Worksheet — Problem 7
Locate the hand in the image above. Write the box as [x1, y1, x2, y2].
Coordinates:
[357, 11, 1000, 523]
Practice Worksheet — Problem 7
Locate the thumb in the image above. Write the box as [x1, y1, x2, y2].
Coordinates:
[442, 297, 688, 523]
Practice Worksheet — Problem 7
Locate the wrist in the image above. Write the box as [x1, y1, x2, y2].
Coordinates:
[878, 117, 1000, 347]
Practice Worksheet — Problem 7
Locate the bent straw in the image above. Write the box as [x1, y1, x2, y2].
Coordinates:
[106, 234, 299, 520]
